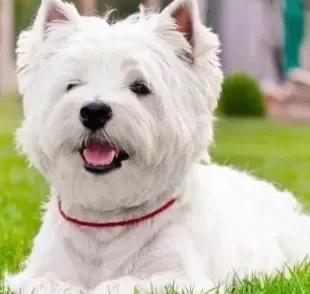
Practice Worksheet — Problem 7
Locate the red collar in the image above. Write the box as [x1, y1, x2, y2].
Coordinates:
[58, 198, 177, 228]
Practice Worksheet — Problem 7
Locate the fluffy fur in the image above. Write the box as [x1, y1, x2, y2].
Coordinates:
[6, 0, 310, 293]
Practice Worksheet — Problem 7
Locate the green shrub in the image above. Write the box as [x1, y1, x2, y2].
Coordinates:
[218, 72, 266, 117]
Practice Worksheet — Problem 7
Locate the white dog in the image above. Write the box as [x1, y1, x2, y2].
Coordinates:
[6, 0, 310, 293]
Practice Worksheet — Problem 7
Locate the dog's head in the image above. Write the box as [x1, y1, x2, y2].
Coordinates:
[16, 0, 223, 210]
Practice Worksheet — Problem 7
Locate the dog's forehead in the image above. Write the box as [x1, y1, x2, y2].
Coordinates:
[57, 17, 166, 67]
[79, 16, 110, 32]
[43, 15, 180, 81]
[76, 16, 158, 50]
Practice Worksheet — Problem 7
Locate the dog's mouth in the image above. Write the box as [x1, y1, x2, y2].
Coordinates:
[79, 139, 129, 175]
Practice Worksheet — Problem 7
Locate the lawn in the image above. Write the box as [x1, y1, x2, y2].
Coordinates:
[1, 97, 310, 293]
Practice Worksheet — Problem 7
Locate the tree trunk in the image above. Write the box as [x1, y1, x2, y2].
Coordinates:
[145, 0, 161, 10]
[80, 0, 97, 16]
[0, 0, 16, 96]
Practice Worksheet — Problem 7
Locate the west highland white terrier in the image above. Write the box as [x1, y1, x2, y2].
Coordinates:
[6, 0, 310, 293]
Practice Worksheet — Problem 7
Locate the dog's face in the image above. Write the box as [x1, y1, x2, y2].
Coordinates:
[16, 0, 222, 210]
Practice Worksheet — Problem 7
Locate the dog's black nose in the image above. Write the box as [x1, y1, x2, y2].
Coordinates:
[80, 102, 112, 131]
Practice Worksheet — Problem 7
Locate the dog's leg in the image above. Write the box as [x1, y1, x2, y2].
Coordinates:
[91, 274, 220, 294]
[90, 276, 144, 294]
[6, 272, 87, 294]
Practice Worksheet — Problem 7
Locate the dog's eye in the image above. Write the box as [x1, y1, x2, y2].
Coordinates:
[129, 81, 151, 96]
[66, 82, 80, 92]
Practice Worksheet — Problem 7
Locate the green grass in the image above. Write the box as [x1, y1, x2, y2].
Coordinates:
[0, 97, 49, 293]
[211, 118, 310, 206]
[1, 97, 310, 293]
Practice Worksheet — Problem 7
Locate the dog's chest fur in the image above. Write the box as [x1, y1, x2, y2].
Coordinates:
[23, 164, 310, 290]
[30, 195, 196, 289]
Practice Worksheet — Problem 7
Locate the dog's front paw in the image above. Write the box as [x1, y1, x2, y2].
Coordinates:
[91, 276, 220, 294]
[91, 276, 150, 294]
[6, 272, 87, 294]
[153, 277, 220, 294]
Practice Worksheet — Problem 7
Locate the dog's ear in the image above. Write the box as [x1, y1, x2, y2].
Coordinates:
[46, 3, 70, 26]
[158, 0, 220, 61]
[160, 0, 199, 47]
[34, 0, 80, 40]
[16, 0, 80, 96]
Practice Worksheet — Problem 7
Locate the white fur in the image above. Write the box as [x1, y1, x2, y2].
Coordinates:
[6, 0, 310, 293]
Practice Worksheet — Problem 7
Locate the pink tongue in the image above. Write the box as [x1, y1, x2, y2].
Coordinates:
[83, 143, 116, 166]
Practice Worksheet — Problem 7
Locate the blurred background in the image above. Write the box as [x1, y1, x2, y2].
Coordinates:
[1, 0, 310, 204]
